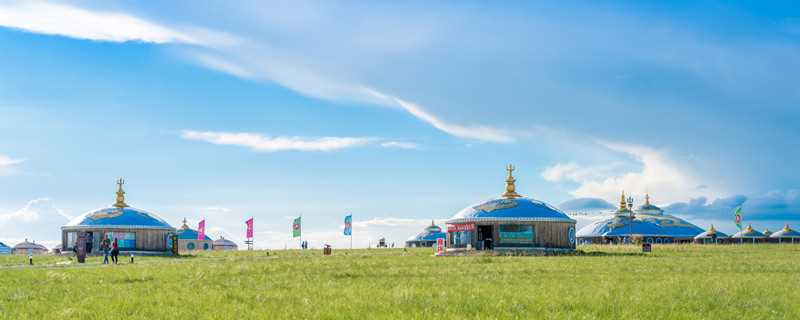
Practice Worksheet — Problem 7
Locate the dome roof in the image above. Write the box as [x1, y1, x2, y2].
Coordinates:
[213, 237, 238, 248]
[449, 197, 574, 223]
[64, 207, 174, 230]
[176, 220, 211, 240]
[694, 225, 728, 239]
[407, 221, 447, 242]
[731, 225, 766, 238]
[770, 225, 800, 238]
[13, 240, 48, 251]
[577, 214, 703, 238]
[0, 242, 11, 254]
[63, 180, 174, 230]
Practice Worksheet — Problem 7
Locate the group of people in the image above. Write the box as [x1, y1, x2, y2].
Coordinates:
[100, 237, 120, 264]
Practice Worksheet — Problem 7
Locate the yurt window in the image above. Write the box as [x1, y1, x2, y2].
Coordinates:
[187, 242, 196, 250]
[498, 225, 534, 244]
[66, 232, 77, 249]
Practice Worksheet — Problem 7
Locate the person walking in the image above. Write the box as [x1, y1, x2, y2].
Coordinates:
[101, 237, 111, 265]
[111, 239, 119, 264]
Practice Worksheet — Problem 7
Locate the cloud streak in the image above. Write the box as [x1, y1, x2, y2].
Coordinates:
[0, 154, 23, 175]
[181, 130, 374, 152]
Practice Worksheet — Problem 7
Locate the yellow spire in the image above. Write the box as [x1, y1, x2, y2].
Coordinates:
[619, 191, 627, 210]
[784, 224, 791, 232]
[113, 178, 128, 208]
[709, 224, 716, 233]
[745, 224, 753, 232]
[181, 218, 189, 229]
[645, 194, 651, 206]
[501, 164, 521, 199]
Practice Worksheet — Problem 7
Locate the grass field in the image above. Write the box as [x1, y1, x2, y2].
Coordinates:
[1, 245, 799, 319]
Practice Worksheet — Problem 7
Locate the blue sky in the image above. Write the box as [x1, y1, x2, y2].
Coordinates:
[1, 1, 799, 248]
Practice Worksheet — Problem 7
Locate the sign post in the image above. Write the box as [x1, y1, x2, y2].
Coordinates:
[642, 243, 652, 253]
[76, 231, 87, 263]
[436, 238, 445, 256]
[171, 234, 179, 256]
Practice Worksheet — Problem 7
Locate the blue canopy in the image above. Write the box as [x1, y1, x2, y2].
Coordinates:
[449, 197, 574, 223]
[63, 207, 174, 230]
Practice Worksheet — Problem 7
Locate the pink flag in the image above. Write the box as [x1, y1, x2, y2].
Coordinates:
[246, 217, 254, 239]
[197, 219, 206, 240]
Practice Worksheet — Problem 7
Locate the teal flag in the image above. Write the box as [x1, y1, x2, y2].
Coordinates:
[734, 206, 742, 230]
[292, 216, 301, 238]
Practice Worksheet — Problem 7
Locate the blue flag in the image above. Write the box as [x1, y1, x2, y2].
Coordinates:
[344, 214, 352, 236]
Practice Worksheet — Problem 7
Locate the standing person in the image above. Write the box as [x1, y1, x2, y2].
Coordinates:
[101, 237, 110, 265]
[111, 239, 119, 264]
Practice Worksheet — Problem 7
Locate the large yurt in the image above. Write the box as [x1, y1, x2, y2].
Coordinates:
[769, 225, 800, 244]
[444, 165, 576, 253]
[61, 180, 175, 254]
[13, 239, 48, 255]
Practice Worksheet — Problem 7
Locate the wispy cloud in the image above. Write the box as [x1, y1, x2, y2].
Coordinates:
[181, 130, 373, 152]
[0, 154, 23, 175]
[0, 2, 237, 46]
[379, 141, 419, 150]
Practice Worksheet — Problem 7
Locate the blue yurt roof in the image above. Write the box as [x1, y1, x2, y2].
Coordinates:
[694, 227, 728, 239]
[0, 242, 10, 254]
[407, 223, 447, 242]
[577, 213, 704, 238]
[177, 225, 212, 240]
[769, 225, 800, 238]
[732, 225, 766, 238]
[448, 198, 574, 223]
[64, 207, 174, 230]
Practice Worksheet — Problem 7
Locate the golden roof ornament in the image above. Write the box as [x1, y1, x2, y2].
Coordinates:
[745, 224, 753, 232]
[645, 194, 651, 206]
[784, 224, 792, 232]
[709, 225, 716, 234]
[619, 191, 628, 210]
[181, 218, 189, 229]
[501, 164, 521, 199]
[113, 178, 128, 208]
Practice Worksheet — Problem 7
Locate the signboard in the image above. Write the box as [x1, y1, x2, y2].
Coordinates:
[446, 223, 476, 232]
[568, 227, 576, 246]
[436, 238, 444, 255]
[76, 232, 87, 263]
[171, 234, 179, 255]
[642, 243, 652, 253]
[499, 225, 534, 244]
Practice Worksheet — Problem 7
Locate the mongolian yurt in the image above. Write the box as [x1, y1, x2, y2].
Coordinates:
[769, 225, 800, 244]
[694, 225, 728, 244]
[213, 237, 238, 251]
[13, 239, 48, 255]
[405, 221, 446, 247]
[176, 219, 213, 252]
[445, 165, 576, 253]
[577, 193, 704, 244]
[0, 241, 12, 254]
[61, 179, 176, 254]
[731, 224, 767, 244]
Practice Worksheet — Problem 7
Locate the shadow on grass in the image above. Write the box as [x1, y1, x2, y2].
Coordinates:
[575, 250, 647, 257]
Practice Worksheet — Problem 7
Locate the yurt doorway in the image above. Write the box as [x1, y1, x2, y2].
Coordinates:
[477, 225, 493, 250]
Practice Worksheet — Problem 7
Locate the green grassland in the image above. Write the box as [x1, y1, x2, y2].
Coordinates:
[1, 245, 799, 319]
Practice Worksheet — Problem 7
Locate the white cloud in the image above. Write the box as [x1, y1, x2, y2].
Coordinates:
[379, 141, 418, 149]
[0, 198, 71, 246]
[543, 141, 722, 204]
[181, 130, 374, 152]
[0, 2, 237, 46]
[0, 154, 23, 175]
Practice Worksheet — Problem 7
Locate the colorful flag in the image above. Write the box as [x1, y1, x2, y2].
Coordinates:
[197, 219, 206, 240]
[734, 206, 743, 230]
[344, 214, 352, 236]
[246, 217, 254, 239]
[292, 216, 301, 238]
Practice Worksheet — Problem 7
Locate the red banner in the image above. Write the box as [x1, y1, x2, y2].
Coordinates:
[436, 238, 444, 255]
[197, 219, 206, 240]
[447, 223, 475, 232]
[245, 217, 254, 239]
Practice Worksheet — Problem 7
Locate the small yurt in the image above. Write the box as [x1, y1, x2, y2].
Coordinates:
[769, 225, 800, 244]
[731, 225, 767, 244]
[0, 241, 11, 255]
[405, 221, 446, 247]
[694, 225, 728, 244]
[13, 239, 48, 255]
[176, 219, 213, 253]
[213, 237, 238, 251]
